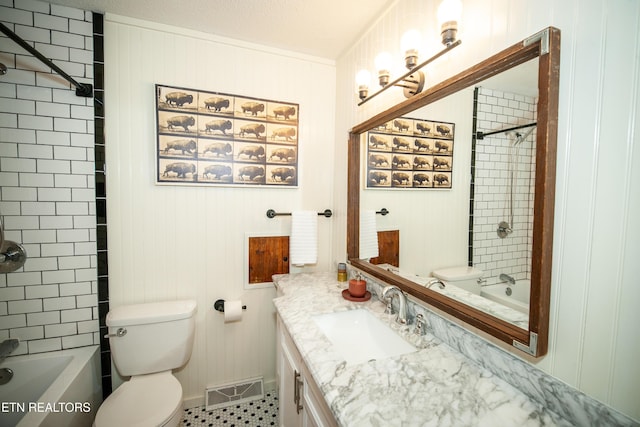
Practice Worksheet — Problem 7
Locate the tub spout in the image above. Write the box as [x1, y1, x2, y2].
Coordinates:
[426, 278, 445, 289]
[0, 338, 19, 363]
[499, 273, 516, 285]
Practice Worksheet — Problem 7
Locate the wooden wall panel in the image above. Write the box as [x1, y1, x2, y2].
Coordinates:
[248, 236, 289, 284]
[370, 230, 399, 267]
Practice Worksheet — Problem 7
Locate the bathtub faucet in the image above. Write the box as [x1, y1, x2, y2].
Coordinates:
[499, 273, 516, 285]
[0, 339, 19, 363]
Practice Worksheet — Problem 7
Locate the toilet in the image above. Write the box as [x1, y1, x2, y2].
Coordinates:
[432, 266, 484, 295]
[94, 300, 197, 427]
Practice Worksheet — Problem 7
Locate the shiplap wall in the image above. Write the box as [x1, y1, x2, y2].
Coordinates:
[104, 15, 336, 405]
[332, 0, 640, 421]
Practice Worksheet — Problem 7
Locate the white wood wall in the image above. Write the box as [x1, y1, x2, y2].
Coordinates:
[333, 0, 640, 421]
[104, 15, 336, 405]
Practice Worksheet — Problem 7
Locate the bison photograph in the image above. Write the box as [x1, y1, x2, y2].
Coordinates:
[271, 127, 296, 142]
[272, 105, 296, 120]
[164, 91, 194, 107]
[166, 115, 196, 132]
[162, 162, 196, 179]
[238, 123, 266, 139]
[156, 85, 299, 187]
[237, 165, 265, 182]
[202, 164, 232, 180]
[369, 134, 389, 150]
[162, 139, 197, 156]
[237, 145, 265, 160]
[269, 167, 296, 183]
[240, 102, 265, 116]
[433, 173, 451, 187]
[268, 147, 296, 163]
[203, 97, 231, 112]
[204, 119, 233, 135]
[202, 142, 233, 158]
[368, 171, 389, 186]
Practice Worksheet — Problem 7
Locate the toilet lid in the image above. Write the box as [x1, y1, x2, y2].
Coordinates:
[95, 372, 182, 427]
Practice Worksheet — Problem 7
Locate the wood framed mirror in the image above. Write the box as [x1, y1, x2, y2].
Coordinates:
[347, 27, 560, 357]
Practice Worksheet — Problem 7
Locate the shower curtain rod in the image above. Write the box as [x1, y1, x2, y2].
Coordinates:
[0, 22, 93, 97]
[476, 122, 536, 140]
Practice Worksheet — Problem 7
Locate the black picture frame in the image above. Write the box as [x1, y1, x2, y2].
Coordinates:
[155, 84, 299, 187]
[365, 116, 454, 189]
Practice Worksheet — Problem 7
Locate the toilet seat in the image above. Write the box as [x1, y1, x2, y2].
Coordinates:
[94, 371, 183, 427]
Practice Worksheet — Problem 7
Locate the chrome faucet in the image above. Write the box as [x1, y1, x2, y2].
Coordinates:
[0, 339, 19, 363]
[426, 278, 445, 289]
[381, 285, 407, 325]
[499, 273, 516, 285]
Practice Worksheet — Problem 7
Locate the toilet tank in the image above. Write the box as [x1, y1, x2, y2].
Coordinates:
[432, 266, 484, 295]
[107, 300, 197, 376]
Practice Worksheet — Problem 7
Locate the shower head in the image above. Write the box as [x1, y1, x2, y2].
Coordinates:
[513, 126, 535, 147]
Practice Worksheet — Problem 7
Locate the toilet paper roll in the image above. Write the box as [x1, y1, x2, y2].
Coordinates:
[224, 300, 243, 323]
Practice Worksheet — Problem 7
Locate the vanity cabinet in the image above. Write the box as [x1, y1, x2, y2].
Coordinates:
[276, 316, 337, 427]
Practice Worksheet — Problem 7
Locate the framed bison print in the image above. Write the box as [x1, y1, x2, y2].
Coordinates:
[365, 117, 454, 189]
[155, 84, 299, 187]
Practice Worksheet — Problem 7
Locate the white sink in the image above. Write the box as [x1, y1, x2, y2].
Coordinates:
[312, 309, 416, 365]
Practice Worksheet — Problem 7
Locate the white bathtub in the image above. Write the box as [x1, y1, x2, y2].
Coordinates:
[0, 345, 102, 427]
[481, 280, 530, 314]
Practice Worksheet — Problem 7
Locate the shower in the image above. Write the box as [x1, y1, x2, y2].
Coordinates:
[497, 124, 536, 238]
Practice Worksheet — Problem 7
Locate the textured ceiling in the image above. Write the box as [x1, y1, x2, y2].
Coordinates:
[44, 0, 395, 59]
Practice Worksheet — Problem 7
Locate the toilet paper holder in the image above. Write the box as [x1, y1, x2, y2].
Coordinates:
[214, 299, 247, 313]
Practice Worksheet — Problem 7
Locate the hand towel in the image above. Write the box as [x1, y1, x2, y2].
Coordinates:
[359, 210, 379, 260]
[290, 211, 318, 266]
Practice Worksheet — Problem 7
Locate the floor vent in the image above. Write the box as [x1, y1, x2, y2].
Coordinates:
[205, 377, 264, 410]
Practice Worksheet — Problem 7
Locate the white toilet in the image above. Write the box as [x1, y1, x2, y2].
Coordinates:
[432, 266, 484, 295]
[94, 299, 197, 427]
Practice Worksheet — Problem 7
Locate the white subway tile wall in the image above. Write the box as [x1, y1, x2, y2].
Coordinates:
[472, 87, 536, 284]
[0, 0, 97, 355]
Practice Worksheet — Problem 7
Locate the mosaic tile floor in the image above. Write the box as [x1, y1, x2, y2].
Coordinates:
[180, 392, 279, 427]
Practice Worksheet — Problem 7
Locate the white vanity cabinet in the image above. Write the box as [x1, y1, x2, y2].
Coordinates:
[276, 316, 338, 427]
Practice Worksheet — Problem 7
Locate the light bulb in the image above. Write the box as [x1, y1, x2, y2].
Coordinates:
[438, 0, 462, 45]
[401, 29, 421, 69]
[355, 69, 371, 100]
[374, 52, 393, 86]
[355, 69, 371, 87]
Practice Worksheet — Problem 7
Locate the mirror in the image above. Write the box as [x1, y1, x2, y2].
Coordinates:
[347, 27, 560, 357]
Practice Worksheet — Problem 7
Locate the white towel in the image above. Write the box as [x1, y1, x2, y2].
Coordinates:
[359, 210, 379, 260]
[290, 211, 318, 266]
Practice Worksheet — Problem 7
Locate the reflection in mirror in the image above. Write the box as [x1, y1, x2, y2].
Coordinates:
[347, 28, 560, 357]
[360, 59, 538, 330]
[470, 59, 539, 328]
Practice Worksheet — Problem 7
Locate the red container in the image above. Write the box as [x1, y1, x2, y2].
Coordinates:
[348, 278, 367, 298]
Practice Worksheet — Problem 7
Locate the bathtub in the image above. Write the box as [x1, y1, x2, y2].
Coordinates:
[481, 280, 530, 314]
[0, 345, 102, 427]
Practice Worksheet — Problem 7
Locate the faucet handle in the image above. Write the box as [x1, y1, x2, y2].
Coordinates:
[384, 301, 394, 315]
[413, 314, 426, 335]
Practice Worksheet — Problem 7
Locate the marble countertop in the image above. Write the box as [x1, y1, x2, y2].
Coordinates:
[273, 272, 569, 427]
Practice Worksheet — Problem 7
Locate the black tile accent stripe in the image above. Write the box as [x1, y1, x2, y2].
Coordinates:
[469, 87, 479, 266]
[92, 11, 111, 399]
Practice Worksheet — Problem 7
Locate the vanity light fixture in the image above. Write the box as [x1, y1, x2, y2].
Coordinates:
[438, 0, 463, 46]
[356, 0, 463, 105]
